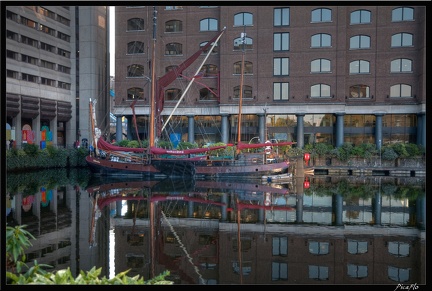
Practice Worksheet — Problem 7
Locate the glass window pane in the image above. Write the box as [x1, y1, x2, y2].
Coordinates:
[350, 36, 359, 48]
[351, 11, 360, 24]
[322, 9, 331, 21]
[390, 85, 400, 97]
[392, 34, 402, 47]
[402, 33, 413, 46]
[282, 58, 289, 75]
[311, 35, 319, 47]
[322, 85, 330, 97]
[401, 59, 412, 71]
[401, 85, 411, 97]
[322, 34, 331, 46]
[311, 59, 319, 72]
[311, 85, 320, 97]
[392, 8, 403, 21]
[322, 59, 330, 71]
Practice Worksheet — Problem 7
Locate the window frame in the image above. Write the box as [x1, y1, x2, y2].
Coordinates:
[350, 9, 371, 24]
[274, 57, 289, 76]
[349, 35, 371, 49]
[274, 7, 290, 26]
[349, 60, 370, 74]
[311, 33, 331, 48]
[311, 58, 331, 73]
[274, 32, 290, 51]
[234, 12, 253, 26]
[390, 58, 412, 73]
[311, 8, 332, 23]
[273, 82, 289, 101]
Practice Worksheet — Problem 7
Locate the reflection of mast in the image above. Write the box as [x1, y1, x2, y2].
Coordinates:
[150, 195, 156, 279]
[236, 197, 243, 284]
[89, 194, 99, 247]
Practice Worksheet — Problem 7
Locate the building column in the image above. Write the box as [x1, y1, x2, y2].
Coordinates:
[50, 117, 58, 147]
[126, 116, 133, 140]
[375, 113, 384, 149]
[13, 112, 21, 146]
[33, 116, 41, 148]
[296, 113, 305, 149]
[221, 114, 229, 144]
[335, 112, 345, 147]
[258, 113, 265, 142]
[116, 115, 123, 142]
[333, 193, 343, 226]
[187, 115, 194, 143]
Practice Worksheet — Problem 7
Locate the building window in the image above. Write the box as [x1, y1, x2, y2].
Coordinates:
[6, 10, 19, 22]
[274, 82, 289, 101]
[311, 59, 331, 73]
[388, 241, 410, 257]
[57, 48, 71, 58]
[200, 18, 218, 31]
[350, 35, 371, 49]
[311, 8, 332, 22]
[234, 85, 252, 99]
[199, 88, 218, 101]
[126, 254, 144, 268]
[274, 32, 289, 51]
[347, 264, 368, 279]
[41, 60, 56, 70]
[127, 41, 145, 54]
[274, 7, 289, 26]
[347, 240, 368, 254]
[127, 64, 145, 77]
[391, 58, 412, 73]
[127, 87, 144, 100]
[39, 7, 55, 19]
[233, 36, 253, 51]
[390, 84, 412, 98]
[6, 50, 18, 60]
[272, 236, 288, 256]
[350, 10, 371, 24]
[310, 84, 331, 98]
[21, 16, 37, 29]
[6, 30, 19, 41]
[40, 42, 55, 53]
[39, 24, 56, 36]
[21, 73, 38, 83]
[349, 60, 370, 74]
[309, 265, 329, 281]
[41, 77, 56, 87]
[272, 262, 288, 281]
[21, 35, 38, 48]
[127, 18, 144, 31]
[234, 12, 253, 26]
[165, 20, 182, 33]
[200, 41, 218, 54]
[57, 14, 70, 26]
[58, 81, 71, 89]
[388, 266, 410, 283]
[391, 33, 413, 47]
[57, 64, 71, 74]
[349, 85, 370, 98]
[311, 33, 331, 48]
[57, 31, 70, 42]
[165, 43, 182, 55]
[392, 7, 414, 22]
[165, 6, 182, 10]
[274, 57, 289, 76]
[7, 70, 19, 79]
[165, 88, 182, 101]
[234, 61, 253, 74]
[201, 64, 218, 77]
[165, 65, 181, 78]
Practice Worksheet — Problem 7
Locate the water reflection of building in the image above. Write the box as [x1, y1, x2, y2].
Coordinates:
[6, 177, 425, 284]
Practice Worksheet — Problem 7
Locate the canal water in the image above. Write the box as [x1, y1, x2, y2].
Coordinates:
[6, 168, 426, 285]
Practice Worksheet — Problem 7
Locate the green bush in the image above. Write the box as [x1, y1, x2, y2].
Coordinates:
[22, 143, 39, 157]
[6, 224, 173, 285]
[177, 141, 198, 150]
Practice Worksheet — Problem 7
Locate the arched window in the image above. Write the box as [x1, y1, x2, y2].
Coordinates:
[165, 43, 182, 55]
[200, 41, 218, 54]
[234, 12, 253, 26]
[390, 58, 412, 72]
[201, 64, 218, 77]
[311, 33, 331, 48]
[127, 87, 144, 100]
[350, 35, 371, 49]
[349, 60, 370, 74]
[311, 8, 331, 22]
[233, 61, 253, 74]
[349, 85, 370, 98]
[311, 84, 331, 98]
[200, 18, 218, 31]
[165, 20, 182, 32]
[165, 65, 182, 78]
[199, 87, 218, 101]
[350, 10, 371, 24]
[165, 88, 182, 101]
[392, 7, 414, 21]
[127, 18, 144, 31]
[234, 85, 252, 99]
[127, 64, 144, 77]
[127, 41, 144, 54]
[391, 33, 413, 47]
[390, 84, 412, 98]
[233, 36, 253, 50]
[311, 59, 331, 73]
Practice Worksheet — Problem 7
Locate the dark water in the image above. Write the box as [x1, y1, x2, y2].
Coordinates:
[6, 168, 426, 285]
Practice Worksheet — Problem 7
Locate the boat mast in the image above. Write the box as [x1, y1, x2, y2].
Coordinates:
[149, 7, 157, 150]
[236, 27, 246, 151]
[161, 27, 226, 133]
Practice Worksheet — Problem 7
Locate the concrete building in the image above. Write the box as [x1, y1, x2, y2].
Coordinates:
[113, 6, 426, 149]
[5, 6, 110, 149]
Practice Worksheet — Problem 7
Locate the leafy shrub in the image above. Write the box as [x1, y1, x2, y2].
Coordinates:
[22, 143, 39, 157]
[390, 143, 409, 158]
[118, 139, 130, 147]
[314, 143, 333, 157]
[157, 140, 172, 149]
[382, 147, 398, 160]
[177, 141, 198, 150]
[128, 140, 140, 148]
